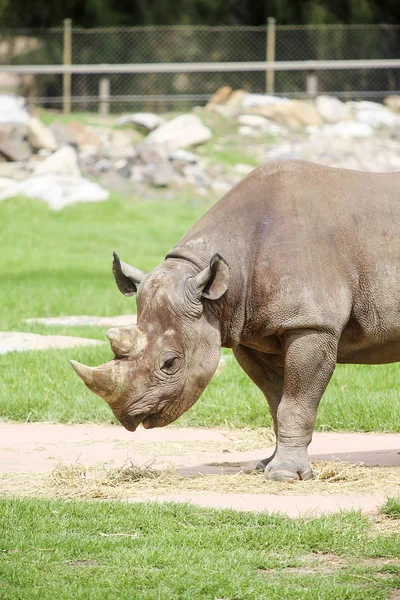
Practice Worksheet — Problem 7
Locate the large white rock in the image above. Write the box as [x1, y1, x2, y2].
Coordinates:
[28, 117, 58, 151]
[356, 108, 400, 128]
[0, 94, 30, 124]
[146, 114, 212, 149]
[0, 174, 109, 210]
[35, 145, 80, 177]
[315, 121, 374, 139]
[241, 94, 290, 108]
[116, 112, 166, 131]
[0, 331, 103, 354]
[315, 95, 350, 123]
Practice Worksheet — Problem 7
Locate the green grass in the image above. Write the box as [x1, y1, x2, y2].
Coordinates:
[0, 194, 399, 430]
[381, 497, 400, 519]
[0, 498, 399, 599]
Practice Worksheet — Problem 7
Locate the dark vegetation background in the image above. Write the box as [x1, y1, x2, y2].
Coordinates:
[0, 0, 400, 28]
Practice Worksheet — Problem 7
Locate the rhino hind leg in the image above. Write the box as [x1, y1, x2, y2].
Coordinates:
[233, 345, 283, 471]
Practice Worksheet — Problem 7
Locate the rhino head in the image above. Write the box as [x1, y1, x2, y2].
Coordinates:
[71, 251, 229, 431]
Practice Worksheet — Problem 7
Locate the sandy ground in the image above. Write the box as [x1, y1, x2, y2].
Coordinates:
[0, 422, 399, 516]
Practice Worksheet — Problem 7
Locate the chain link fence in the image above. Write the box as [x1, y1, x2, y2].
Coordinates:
[0, 24, 399, 112]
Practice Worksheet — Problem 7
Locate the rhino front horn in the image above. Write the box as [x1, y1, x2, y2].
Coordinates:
[70, 360, 118, 402]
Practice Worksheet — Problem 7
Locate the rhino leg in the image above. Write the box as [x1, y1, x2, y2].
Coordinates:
[233, 345, 284, 470]
[264, 330, 338, 482]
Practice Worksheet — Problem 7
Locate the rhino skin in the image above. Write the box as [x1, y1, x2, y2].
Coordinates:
[71, 160, 400, 481]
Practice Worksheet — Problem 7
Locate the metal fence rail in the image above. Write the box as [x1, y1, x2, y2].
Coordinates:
[0, 23, 399, 112]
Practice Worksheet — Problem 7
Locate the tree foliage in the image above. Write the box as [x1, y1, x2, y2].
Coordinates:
[0, 0, 400, 28]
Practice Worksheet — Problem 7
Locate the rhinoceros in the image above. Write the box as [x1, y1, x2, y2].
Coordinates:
[71, 160, 400, 481]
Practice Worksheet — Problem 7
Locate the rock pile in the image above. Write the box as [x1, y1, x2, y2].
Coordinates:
[1, 90, 400, 210]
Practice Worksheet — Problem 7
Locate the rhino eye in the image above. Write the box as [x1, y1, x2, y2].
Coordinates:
[161, 355, 179, 374]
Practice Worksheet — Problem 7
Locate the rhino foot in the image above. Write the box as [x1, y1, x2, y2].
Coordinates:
[263, 456, 314, 482]
[255, 450, 276, 471]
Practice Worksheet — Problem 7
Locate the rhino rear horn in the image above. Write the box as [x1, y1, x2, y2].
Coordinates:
[112, 252, 146, 296]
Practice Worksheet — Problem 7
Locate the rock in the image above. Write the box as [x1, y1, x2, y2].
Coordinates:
[182, 164, 210, 187]
[234, 164, 254, 176]
[28, 117, 58, 151]
[49, 122, 79, 148]
[67, 122, 102, 152]
[0, 174, 109, 211]
[0, 331, 102, 354]
[150, 161, 176, 187]
[94, 159, 112, 173]
[35, 146, 80, 177]
[24, 315, 137, 327]
[211, 105, 241, 119]
[0, 161, 31, 180]
[314, 121, 374, 139]
[315, 95, 350, 123]
[238, 125, 258, 137]
[136, 142, 168, 164]
[114, 159, 131, 178]
[353, 102, 400, 128]
[0, 94, 30, 124]
[241, 94, 289, 108]
[225, 90, 247, 107]
[238, 114, 271, 129]
[0, 137, 31, 161]
[252, 100, 323, 128]
[384, 96, 400, 111]
[116, 112, 166, 131]
[97, 171, 133, 194]
[0, 176, 15, 190]
[169, 149, 198, 163]
[105, 129, 137, 159]
[206, 86, 232, 109]
[146, 114, 212, 149]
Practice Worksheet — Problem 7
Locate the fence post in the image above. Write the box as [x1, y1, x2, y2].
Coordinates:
[306, 72, 318, 98]
[63, 18, 72, 114]
[99, 78, 110, 115]
[266, 17, 276, 95]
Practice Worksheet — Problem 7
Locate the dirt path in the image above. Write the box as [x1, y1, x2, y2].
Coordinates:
[1, 422, 399, 516]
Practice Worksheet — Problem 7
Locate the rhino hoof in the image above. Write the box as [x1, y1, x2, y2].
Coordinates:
[264, 464, 314, 482]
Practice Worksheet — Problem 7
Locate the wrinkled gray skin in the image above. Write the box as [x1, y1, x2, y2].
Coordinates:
[71, 160, 400, 481]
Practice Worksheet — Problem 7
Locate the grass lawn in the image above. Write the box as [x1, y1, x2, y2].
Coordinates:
[0, 498, 399, 600]
[0, 195, 399, 431]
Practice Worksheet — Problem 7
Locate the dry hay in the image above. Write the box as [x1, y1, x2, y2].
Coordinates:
[32, 457, 399, 501]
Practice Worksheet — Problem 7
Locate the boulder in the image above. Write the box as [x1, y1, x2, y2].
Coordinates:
[225, 90, 247, 107]
[0, 137, 31, 161]
[150, 161, 176, 187]
[206, 86, 232, 109]
[146, 114, 212, 150]
[0, 94, 30, 124]
[241, 94, 289, 108]
[238, 125, 258, 137]
[250, 100, 323, 128]
[0, 174, 109, 211]
[28, 117, 58, 151]
[317, 121, 374, 139]
[352, 102, 400, 128]
[67, 122, 102, 152]
[315, 95, 350, 123]
[384, 96, 400, 111]
[116, 112, 166, 131]
[35, 146, 80, 177]
[49, 122, 79, 148]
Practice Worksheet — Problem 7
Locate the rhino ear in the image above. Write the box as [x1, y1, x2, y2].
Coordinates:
[112, 252, 146, 296]
[192, 253, 229, 301]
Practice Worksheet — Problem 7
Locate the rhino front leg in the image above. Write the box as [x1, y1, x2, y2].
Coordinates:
[233, 345, 284, 469]
[264, 329, 338, 482]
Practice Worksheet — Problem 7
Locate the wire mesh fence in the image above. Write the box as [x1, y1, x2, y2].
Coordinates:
[0, 24, 399, 113]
